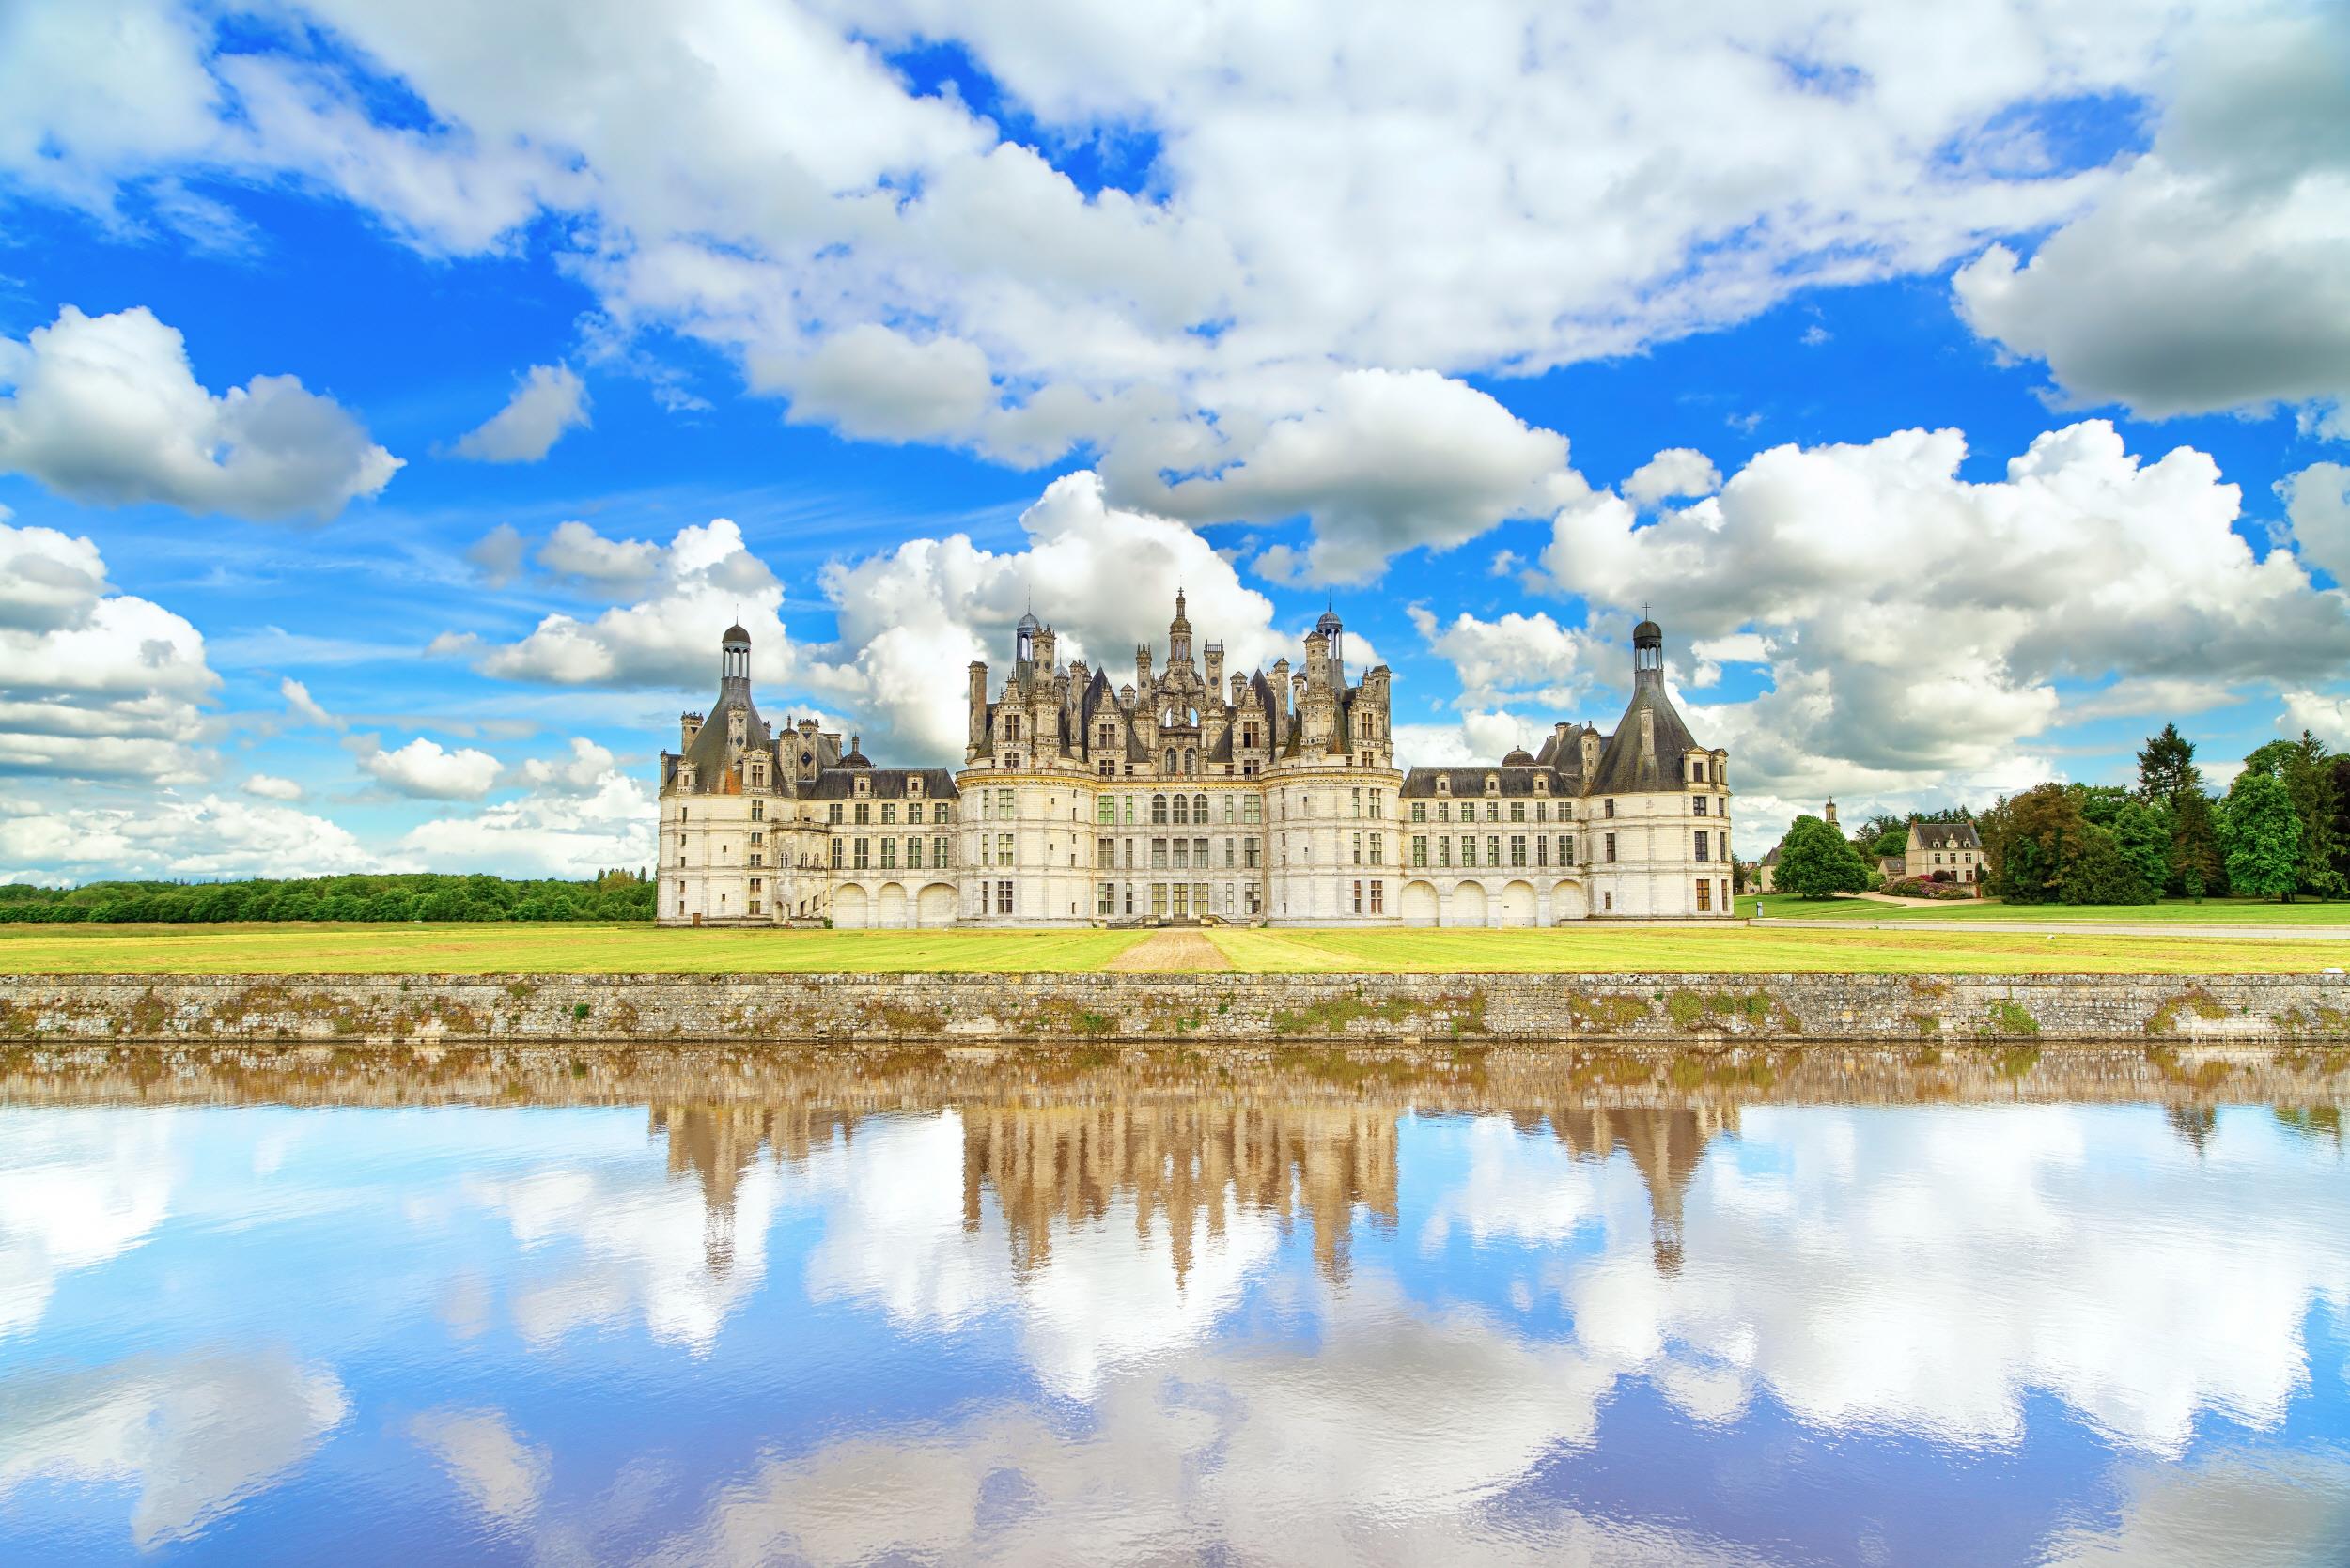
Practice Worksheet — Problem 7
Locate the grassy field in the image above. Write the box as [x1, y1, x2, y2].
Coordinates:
[1751, 893, 2350, 924]
[0, 924, 1144, 975]
[1, 920, 2344, 975]
[1204, 925, 2349, 975]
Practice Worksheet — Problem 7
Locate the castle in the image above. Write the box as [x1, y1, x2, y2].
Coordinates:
[656, 596, 1733, 926]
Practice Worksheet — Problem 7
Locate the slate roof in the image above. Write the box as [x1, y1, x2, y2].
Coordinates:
[803, 767, 961, 800]
[1589, 669, 1708, 795]
[1910, 820, 1982, 852]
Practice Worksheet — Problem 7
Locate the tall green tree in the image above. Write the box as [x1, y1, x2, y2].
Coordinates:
[2136, 722, 2202, 806]
[1850, 811, 1909, 861]
[2169, 788, 2225, 899]
[2220, 769, 2303, 901]
[1775, 815, 1872, 898]
[2105, 796, 2173, 894]
[2242, 732, 2343, 897]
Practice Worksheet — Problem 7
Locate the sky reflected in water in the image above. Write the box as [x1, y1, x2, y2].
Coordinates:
[2, 1047, 2347, 1565]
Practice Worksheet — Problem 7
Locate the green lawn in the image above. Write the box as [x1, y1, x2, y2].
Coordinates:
[2, 918, 2332, 976]
[1751, 893, 2350, 924]
[0, 923, 1149, 975]
[1205, 925, 2349, 974]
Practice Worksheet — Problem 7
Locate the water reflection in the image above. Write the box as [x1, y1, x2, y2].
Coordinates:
[0, 1044, 2345, 1565]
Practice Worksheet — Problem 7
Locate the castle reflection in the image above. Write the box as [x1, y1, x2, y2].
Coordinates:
[8, 1038, 2342, 1298]
[640, 1089, 1741, 1288]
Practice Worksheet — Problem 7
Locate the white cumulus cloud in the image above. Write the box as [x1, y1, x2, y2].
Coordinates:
[356, 736, 503, 800]
[0, 305, 398, 520]
[448, 364, 589, 463]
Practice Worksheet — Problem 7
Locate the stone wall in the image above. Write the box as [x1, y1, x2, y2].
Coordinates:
[2, 971, 2346, 1045]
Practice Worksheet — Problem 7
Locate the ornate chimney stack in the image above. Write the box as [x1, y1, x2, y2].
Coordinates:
[966, 661, 988, 760]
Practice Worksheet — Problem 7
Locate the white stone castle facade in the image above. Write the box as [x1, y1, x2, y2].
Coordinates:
[657, 598, 1733, 927]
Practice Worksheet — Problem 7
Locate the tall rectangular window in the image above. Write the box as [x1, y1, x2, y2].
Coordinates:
[1098, 796, 1115, 825]
[1509, 834, 1526, 867]
[1696, 878, 1712, 912]
[1370, 832, 1383, 866]
[1351, 879, 1362, 914]
[996, 789, 1014, 819]
[933, 837, 950, 869]
[831, 839, 844, 869]
[1370, 879, 1384, 914]
[1695, 831, 1710, 862]
[1604, 832, 1617, 863]
[855, 802, 870, 825]
[1371, 790, 1383, 819]
[1412, 801, 1426, 822]
[1351, 787, 1362, 817]
[881, 803, 896, 825]
[1460, 836, 1476, 868]
[996, 832, 1014, 867]
[996, 880, 1013, 915]
[1439, 836, 1453, 868]
[1411, 835, 1426, 868]
[854, 838, 870, 869]
[1351, 832, 1363, 866]
[879, 838, 896, 870]
[1098, 836, 1115, 868]
[1098, 882, 1115, 915]
[1486, 835, 1501, 867]
[1244, 836, 1261, 868]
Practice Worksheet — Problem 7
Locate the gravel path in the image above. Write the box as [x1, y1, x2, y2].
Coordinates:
[1105, 928, 1234, 970]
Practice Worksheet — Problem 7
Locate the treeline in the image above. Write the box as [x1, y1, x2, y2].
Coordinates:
[0, 870, 655, 924]
[1771, 723, 2348, 904]
[1975, 725, 2345, 905]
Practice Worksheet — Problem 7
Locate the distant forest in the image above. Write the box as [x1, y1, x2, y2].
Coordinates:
[0, 870, 654, 924]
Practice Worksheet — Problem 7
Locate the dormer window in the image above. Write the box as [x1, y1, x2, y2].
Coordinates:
[854, 776, 870, 798]
[1484, 774, 1499, 795]
[910, 776, 924, 797]
[1534, 776, 1549, 794]
[1436, 776, 1450, 796]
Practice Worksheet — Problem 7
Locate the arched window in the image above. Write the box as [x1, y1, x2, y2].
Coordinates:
[1184, 749, 1196, 775]
[1173, 793, 1190, 826]
[1165, 748, 1177, 773]
[1193, 794, 1208, 823]
[1151, 793, 1169, 825]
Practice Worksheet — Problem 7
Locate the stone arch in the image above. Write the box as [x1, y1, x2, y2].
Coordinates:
[916, 882, 957, 926]
[1500, 879, 1536, 925]
[833, 883, 869, 928]
[1550, 879, 1587, 923]
[1447, 880, 1488, 927]
[1400, 879, 1440, 925]
[877, 882, 909, 928]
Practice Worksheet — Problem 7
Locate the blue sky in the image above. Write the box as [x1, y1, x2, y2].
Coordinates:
[2, 0, 2347, 878]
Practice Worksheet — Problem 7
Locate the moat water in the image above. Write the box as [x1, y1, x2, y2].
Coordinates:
[2, 1044, 2347, 1565]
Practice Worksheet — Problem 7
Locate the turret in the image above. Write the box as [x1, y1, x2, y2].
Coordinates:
[680, 711, 704, 747]
[720, 622, 752, 702]
[1315, 607, 1344, 685]
[1034, 624, 1058, 672]
[1136, 642, 1153, 690]
[1203, 639, 1223, 692]
[1168, 589, 1193, 665]
[1633, 615, 1664, 686]
[1016, 609, 1040, 671]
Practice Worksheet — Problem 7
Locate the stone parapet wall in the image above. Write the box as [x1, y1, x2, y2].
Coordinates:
[2, 971, 2346, 1045]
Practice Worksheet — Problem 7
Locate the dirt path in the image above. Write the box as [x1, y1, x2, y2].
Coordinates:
[1104, 928, 1234, 971]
